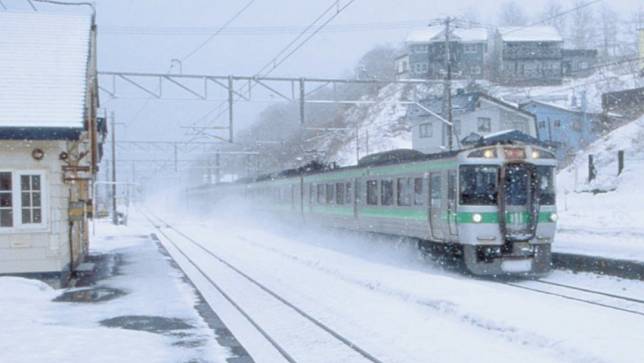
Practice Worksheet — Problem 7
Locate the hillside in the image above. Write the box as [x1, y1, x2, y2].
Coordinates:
[554, 114, 644, 260]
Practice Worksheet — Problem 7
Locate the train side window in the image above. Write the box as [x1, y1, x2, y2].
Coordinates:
[326, 184, 334, 204]
[345, 182, 352, 204]
[430, 174, 442, 204]
[397, 178, 412, 206]
[366, 180, 378, 205]
[336, 183, 345, 205]
[414, 178, 424, 206]
[381, 179, 393, 206]
[317, 184, 324, 204]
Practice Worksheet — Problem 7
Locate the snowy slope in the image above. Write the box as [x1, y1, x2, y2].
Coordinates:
[555, 115, 644, 261]
[315, 70, 643, 166]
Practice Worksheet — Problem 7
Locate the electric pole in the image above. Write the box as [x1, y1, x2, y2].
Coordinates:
[444, 17, 454, 151]
[110, 111, 117, 225]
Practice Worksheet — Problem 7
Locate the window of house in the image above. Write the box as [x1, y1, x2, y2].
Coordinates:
[0, 171, 45, 229]
[335, 183, 345, 205]
[580, 61, 588, 70]
[345, 182, 352, 204]
[414, 45, 428, 54]
[554, 120, 561, 128]
[464, 44, 478, 53]
[477, 117, 492, 133]
[0, 172, 12, 227]
[470, 65, 482, 75]
[419, 123, 433, 138]
[397, 178, 413, 206]
[366, 180, 378, 205]
[381, 179, 394, 206]
[539, 121, 546, 128]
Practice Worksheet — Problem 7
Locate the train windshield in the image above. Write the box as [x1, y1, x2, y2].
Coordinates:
[536, 166, 555, 205]
[459, 165, 499, 205]
[503, 164, 530, 206]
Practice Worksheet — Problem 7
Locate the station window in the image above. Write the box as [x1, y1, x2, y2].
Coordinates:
[335, 183, 345, 205]
[397, 178, 413, 206]
[414, 178, 425, 206]
[345, 182, 352, 204]
[0, 171, 45, 228]
[366, 180, 378, 205]
[21, 175, 42, 224]
[326, 184, 334, 204]
[0, 172, 12, 227]
[381, 179, 394, 206]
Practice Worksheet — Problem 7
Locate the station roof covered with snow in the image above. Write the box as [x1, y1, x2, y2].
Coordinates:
[0, 11, 92, 130]
[497, 26, 563, 42]
[406, 26, 488, 44]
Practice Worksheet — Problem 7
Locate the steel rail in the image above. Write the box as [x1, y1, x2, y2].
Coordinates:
[146, 211, 384, 363]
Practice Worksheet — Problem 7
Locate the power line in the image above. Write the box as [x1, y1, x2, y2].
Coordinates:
[180, 0, 255, 63]
[187, 0, 358, 138]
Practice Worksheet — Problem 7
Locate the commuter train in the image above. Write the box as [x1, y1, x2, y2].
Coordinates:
[187, 131, 558, 275]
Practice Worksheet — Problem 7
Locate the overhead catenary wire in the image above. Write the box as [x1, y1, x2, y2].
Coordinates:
[180, 0, 255, 63]
[185, 0, 358, 136]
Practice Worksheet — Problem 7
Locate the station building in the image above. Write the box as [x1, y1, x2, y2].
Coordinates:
[0, 10, 103, 285]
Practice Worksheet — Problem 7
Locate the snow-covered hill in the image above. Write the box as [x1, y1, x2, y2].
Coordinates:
[317, 69, 643, 166]
[555, 114, 644, 261]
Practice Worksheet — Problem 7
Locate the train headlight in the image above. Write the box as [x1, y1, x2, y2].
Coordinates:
[483, 149, 495, 158]
[550, 213, 558, 222]
[531, 150, 540, 159]
[472, 213, 483, 223]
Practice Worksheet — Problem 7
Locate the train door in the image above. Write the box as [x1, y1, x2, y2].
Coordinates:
[429, 173, 443, 240]
[447, 170, 458, 237]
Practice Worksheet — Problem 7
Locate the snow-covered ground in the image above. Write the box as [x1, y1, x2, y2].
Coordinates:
[145, 204, 644, 363]
[0, 217, 230, 363]
[555, 115, 644, 262]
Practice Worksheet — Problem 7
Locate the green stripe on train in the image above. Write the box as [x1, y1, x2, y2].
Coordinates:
[457, 211, 554, 224]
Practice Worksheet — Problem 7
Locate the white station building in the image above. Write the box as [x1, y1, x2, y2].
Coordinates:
[0, 10, 103, 285]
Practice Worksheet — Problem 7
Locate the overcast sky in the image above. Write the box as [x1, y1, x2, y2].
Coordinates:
[9, 0, 642, 143]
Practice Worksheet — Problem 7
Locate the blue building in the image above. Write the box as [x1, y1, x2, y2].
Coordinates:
[520, 100, 600, 161]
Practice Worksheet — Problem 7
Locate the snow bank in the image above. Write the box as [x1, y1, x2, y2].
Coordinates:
[555, 115, 644, 261]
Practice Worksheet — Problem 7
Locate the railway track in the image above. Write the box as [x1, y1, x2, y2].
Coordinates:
[504, 279, 644, 317]
[141, 210, 383, 363]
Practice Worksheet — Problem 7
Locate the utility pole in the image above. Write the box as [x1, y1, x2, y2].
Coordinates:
[443, 17, 454, 151]
[110, 112, 117, 225]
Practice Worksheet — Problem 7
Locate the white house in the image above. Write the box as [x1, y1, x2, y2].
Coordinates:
[0, 11, 101, 285]
[408, 91, 537, 154]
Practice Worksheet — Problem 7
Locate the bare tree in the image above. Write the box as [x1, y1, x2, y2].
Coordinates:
[498, 1, 528, 26]
[569, 0, 596, 49]
[540, 1, 566, 35]
[598, 4, 619, 59]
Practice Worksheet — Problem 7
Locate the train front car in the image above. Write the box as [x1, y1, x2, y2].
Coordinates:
[457, 142, 557, 276]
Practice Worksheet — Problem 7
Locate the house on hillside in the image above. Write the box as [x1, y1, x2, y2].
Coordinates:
[407, 91, 537, 154]
[602, 87, 644, 123]
[0, 11, 103, 286]
[398, 26, 489, 79]
[494, 26, 564, 85]
[520, 100, 600, 161]
[562, 49, 598, 78]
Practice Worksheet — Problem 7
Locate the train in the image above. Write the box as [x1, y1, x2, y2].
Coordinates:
[187, 131, 558, 276]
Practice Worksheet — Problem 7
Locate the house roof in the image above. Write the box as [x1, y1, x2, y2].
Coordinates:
[497, 26, 562, 42]
[406, 26, 488, 44]
[412, 92, 535, 120]
[519, 100, 602, 116]
[0, 11, 92, 129]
